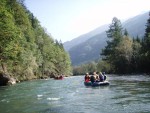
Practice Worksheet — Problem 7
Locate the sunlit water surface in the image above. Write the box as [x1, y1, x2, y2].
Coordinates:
[0, 75, 150, 113]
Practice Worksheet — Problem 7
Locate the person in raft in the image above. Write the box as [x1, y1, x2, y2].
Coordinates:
[90, 72, 99, 83]
[102, 72, 107, 81]
[99, 72, 105, 82]
[84, 73, 90, 82]
[94, 71, 99, 82]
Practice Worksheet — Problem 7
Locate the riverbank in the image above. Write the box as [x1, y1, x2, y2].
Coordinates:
[0, 71, 70, 86]
[0, 72, 17, 86]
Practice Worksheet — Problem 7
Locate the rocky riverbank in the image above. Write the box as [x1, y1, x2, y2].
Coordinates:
[0, 72, 16, 86]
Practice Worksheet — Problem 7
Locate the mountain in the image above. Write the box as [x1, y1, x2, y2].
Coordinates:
[68, 32, 107, 65]
[123, 12, 149, 38]
[63, 24, 108, 51]
[64, 12, 149, 66]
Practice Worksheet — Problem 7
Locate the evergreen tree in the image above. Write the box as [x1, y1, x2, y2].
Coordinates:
[141, 12, 150, 72]
[124, 28, 129, 36]
[136, 35, 140, 42]
[101, 17, 123, 73]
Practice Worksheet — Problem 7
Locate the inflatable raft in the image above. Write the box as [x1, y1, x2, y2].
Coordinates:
[84, 81, 110, 87]
[54, 76, 64, 80]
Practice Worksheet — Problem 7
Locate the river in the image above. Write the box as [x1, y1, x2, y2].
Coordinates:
[0, 75, 150, 113]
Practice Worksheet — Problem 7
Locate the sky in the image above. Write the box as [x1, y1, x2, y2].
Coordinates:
[25, 0, 150, 42]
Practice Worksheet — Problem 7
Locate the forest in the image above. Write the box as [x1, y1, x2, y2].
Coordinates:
[1, 0, 150, 83]
[73, 13, 150, 75]
[0, 0, 72, 83]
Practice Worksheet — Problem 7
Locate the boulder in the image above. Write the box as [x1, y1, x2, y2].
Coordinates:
[7, 78, 16, 85]
[0, 72, 9, 86]
[0, 72, 16, 86]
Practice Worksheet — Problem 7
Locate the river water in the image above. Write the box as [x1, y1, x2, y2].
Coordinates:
[0, 75, 150, 113]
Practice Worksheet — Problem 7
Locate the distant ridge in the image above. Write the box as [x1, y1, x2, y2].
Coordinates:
[64, 12, 149, 66]
[63, 24, 108, 51]
[123, 12, 149, 38]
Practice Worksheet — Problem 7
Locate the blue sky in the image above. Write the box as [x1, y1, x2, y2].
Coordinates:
[25, 0, 150, 42]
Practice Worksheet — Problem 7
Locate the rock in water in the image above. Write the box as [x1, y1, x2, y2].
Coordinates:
[7, 78, 16, 85]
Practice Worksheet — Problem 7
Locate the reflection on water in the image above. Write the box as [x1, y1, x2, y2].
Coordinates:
[0, 75, 150, 113]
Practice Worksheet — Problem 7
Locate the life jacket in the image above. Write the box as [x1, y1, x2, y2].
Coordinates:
[85, 79, 89, 82]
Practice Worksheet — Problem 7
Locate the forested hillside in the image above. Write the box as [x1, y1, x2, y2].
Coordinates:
[73, 12, 150, 75]
[0, 0, 71, 83]
[66, 12, 149, 66]
[100, 14, 150, 74]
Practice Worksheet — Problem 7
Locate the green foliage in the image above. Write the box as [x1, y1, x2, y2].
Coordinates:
[102, 17, 123, 59]
[72, 13, 150, 75]
[97, 60, 111, 73]
[124, 29, 129, 36]
[131, 39, 141, 72]
[106, 17, 123, 39]
[101, 17, 124, 73]
[100, 14, 150, 74]
[0, 0, 23, 74]
[72, 14, 150, 74]
[115, 36, 133, 73]
[71, 13, 150, 74]
[140, 12, 150, 72]
[73, 61, 97, 75]
[0, 0, 71, 80]
[100, 17, 139, 73]
[70, 12, 150, 75]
